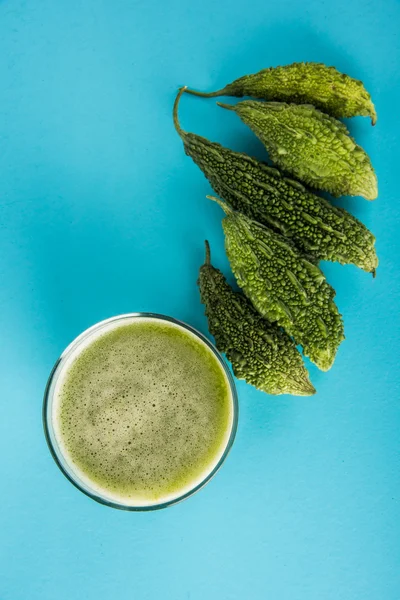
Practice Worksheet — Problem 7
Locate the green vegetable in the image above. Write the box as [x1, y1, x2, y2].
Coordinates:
[185, 62, 377, 125]
[210, 196, 345, 371]
[218, 100, 378, 200]
[173, 89, 378, 274]
[199, 241, 315, 396]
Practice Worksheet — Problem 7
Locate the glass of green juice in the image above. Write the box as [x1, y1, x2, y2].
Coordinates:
[43, 313, 238, 510]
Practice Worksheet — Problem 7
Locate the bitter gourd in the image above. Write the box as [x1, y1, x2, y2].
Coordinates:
[173, 89, 378, 274]
[198, 241, 315, 396]
[218, 100, 378, 200]
[211, 196, 345, 371]
[185, 62, 377, 125]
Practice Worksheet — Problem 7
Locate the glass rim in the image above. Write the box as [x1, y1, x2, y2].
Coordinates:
[43, 312, 239, 511]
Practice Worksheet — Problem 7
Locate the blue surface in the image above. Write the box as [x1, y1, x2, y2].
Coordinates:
[0, 1, 399, 598]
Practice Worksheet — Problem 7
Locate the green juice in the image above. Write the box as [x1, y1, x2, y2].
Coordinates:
[52, 317, 234, 507]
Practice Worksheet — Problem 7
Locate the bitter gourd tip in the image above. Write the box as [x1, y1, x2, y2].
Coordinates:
[370, 106, 377, 126]
[312, 347, 338, 372]
[288, 375, 316, 396]
[173, 87, 187, 136]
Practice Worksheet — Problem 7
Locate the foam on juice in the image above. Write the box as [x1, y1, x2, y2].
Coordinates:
[52, 317, 233, 506]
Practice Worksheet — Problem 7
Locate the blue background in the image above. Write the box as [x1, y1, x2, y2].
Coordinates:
[0, 0, 399, 598]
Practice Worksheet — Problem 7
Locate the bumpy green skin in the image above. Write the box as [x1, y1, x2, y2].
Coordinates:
[198, 243, 315, 395]
[188, 62, 377, 125]
[220, 100, 378, 200]
[180, 132, 378, 273]
[214, 200, 345, 371]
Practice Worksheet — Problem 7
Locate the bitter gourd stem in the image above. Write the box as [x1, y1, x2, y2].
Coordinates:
[185, 87, 227, 98]
[173, 87, 187, 135]
[204, 240, 211, 265]
[216, 102, 236, 111]
[207, 195, 233, 215]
